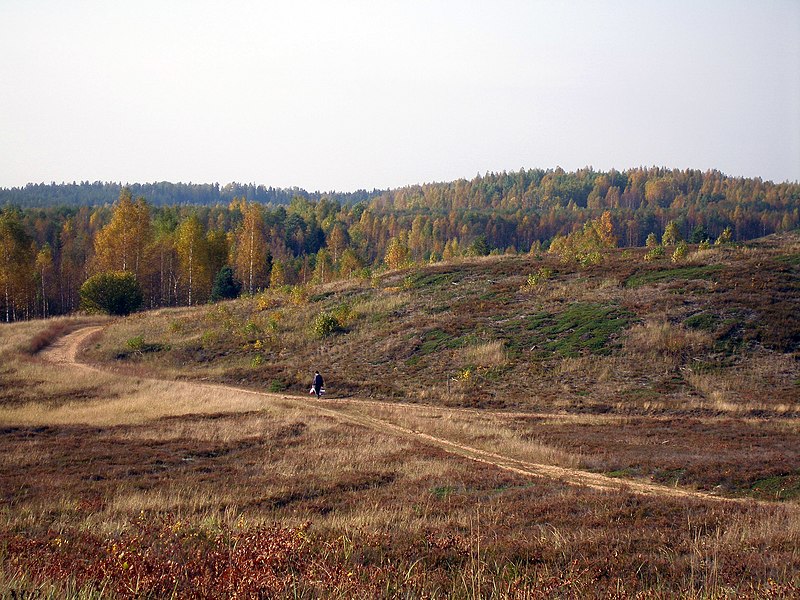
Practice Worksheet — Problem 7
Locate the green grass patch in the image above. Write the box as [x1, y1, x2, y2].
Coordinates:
[416, 329, 474, 356]
[430, 485, 458, 499]
[525, 303, 633, 357]
[684, 312, 719, 332]
[403, 271, 457, 290]
[749, 474, 800, 501]
[625, 264, 724, 288]
[774, 253, 800, 267]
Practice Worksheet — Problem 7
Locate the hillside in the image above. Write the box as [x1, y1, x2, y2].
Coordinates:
[1, 233, 798, 597]
[83, 233, 800, 495]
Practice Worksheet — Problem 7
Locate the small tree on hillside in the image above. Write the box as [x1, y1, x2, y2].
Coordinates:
[715, 227, 733, 245]
[384, 236, 410, 270]
[80, 271, 143, 316]
[662, 221, 682, 246]
[210, 265, 241, 302]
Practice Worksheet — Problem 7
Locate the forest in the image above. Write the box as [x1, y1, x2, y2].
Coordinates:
[1, 167, 798, 320]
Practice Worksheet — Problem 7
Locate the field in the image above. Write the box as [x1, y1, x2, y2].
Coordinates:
[1, 234, 799, 598]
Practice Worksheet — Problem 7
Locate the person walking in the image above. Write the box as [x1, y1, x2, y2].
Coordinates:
[311, 370, 324, 398]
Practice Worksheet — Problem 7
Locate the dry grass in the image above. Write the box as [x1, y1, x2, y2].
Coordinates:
[625, 319, 714, 358]
[683, 351, 800, 415]
[458, 340, 507, 368]
[351, 291, 411, 318]
[345, 403, 584, 469]
[2, 238, 799, 597]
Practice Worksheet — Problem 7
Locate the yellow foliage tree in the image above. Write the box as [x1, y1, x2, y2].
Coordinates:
[234, 203, 270, 295]
[384, 235, 410, 270]
[175, 215, 210, 306]
[93, 188, 152, 279]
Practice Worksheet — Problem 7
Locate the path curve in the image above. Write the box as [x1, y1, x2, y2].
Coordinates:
[42, 326, 738, 503]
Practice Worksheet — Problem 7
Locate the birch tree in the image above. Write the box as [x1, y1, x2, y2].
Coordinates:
[234, 203, 270, 295]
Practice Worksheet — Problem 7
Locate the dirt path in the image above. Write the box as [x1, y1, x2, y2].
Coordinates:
[42, 326, 736, 503]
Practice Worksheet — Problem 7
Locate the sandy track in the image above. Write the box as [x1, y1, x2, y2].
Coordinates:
[41, 326, 736, 503]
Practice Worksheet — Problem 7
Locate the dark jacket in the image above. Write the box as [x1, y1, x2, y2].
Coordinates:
[313, 373, 323, 389]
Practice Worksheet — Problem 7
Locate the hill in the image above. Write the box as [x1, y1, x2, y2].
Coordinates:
[84, 233, 800, 493]
[0, 233, 798, 597]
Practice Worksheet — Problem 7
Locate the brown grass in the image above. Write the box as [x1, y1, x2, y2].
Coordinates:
[2, 235, 799, 597]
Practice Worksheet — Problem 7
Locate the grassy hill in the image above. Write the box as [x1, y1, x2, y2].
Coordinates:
[1, 232, 798, 598]
[79, 233, 800, 496]
[88, 232, 799, 414]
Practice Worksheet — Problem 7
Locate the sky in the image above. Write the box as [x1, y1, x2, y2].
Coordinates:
[1, 0, 799, 191]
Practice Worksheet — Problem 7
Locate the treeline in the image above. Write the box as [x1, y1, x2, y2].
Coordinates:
[0, 181, 377, 208]
[1, 167, 798, 320]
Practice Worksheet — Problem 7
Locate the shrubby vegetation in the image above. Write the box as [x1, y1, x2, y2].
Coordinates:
[79, 271, 143, 316]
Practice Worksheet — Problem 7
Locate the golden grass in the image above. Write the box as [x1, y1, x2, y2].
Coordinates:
[347, 403, 584, 469]
[458, 340, 507, 368]
[352, 291, 411, 318]
[0, 368, 279, 426]
[625, 319, 713, 357]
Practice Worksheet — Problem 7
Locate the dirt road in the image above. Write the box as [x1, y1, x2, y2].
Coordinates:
[41, 326, 735, 503]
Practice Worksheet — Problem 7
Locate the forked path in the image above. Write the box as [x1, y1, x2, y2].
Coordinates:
[43, 326, 737, 504]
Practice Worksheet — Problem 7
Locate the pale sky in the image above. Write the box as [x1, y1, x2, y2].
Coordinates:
[1, 0, 799, 191]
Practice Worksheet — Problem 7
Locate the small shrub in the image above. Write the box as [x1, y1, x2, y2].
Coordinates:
[268, 380, 286, 392]
[127, 336, 145, 352]
[331, 303, 353, 326]
[715, 226, 733, 245]
[698, 239, 711, 250]
[290, 286, 309, 306]
[243, 322, 261, 337]
[644, 245, 665, 261]
[671, 240, 689, 262]
[251, 354, 264, 367]
[524, 267, 552, 289]
[125, 335, 170, 355]
[256, 293, 277, 311]
[312, 312, 340, 339]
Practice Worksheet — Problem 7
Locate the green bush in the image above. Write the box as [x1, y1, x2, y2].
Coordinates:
[312, 312, 340, 338]
[268, 380, 286, 392]
[671, 240, 689, 262]
[211, 265, 241, 301]
[524, 267, 553, 289]
[644, 246, 665, 261]
[127, 336, 145, 352]
[80, 271, 143, 316]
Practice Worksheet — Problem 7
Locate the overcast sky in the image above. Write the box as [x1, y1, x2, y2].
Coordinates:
[1, 0, 799, 191]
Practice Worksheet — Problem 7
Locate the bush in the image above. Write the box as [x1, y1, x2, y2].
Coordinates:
[127, 335, 145, 352]
[671, 240, 689, 262]
[523, 267, 552, 290]
[715, 226, 733, 245]
[644, 246, 665, 261]
[312, 312, 340, 339]
[268, 380, 286, 392]
[80, 271, 143, 316]
[211, 266, 241, 302]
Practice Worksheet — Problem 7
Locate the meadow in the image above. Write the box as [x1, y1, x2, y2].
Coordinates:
[0, 233, 798, 597]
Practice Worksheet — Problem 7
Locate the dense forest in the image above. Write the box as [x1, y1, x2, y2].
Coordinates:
[1, 167, 798, 320]
[0, 181, 377, 208]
